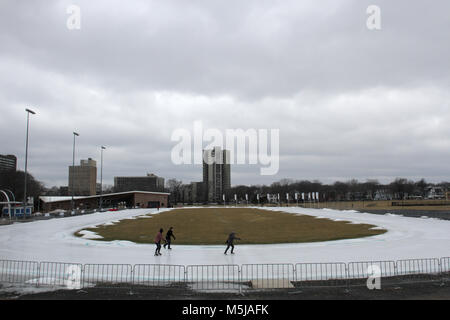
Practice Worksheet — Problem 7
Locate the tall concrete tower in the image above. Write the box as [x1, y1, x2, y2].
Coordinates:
[68, 158, 97, 196]
[202, 147, 231, 203]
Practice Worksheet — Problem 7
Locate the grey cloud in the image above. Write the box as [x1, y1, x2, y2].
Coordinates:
[0, 0, 448, 98]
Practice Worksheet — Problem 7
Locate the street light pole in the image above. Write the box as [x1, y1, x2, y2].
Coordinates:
[100, 146, 106, 211]
[23, 108, 36, 214]
[71, 132, 79, 213]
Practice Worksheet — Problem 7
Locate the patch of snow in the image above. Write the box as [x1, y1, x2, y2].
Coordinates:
[0, 283, 66, 295]
[0, 207, 448, 269]
[187, 282, 251, 293]
[78, 230, 103, 240]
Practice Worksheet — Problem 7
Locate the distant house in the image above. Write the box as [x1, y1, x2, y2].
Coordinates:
[425, 186, 445, 200]
[266, 194, 279, 204]
[374, 189, 392, 201]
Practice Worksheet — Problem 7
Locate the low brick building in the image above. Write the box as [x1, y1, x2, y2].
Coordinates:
[40, 191, 170, 213]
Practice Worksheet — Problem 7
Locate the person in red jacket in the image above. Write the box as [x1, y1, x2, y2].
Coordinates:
[154, 228, 164, 256]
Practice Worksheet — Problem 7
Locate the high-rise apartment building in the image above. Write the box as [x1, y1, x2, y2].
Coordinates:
[0, 154, 17, 172]
[203, 147, 231, 203]
[68, 158, 97, 196]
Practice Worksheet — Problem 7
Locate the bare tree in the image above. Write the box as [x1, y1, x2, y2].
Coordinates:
[166, 178, 183, 204]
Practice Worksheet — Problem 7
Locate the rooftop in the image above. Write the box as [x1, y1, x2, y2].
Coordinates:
[40, 190, 170, 203]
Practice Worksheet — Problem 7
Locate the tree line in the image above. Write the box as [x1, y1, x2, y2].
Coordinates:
[0, 170, 45, 206]
[1, 172, 448, 207]
[225, 178, 449, 202]
[167, 178, 449, 204]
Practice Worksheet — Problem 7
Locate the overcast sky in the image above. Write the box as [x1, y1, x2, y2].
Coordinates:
[1, 0, 449, 188]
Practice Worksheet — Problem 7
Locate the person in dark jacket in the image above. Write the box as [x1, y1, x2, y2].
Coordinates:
[224, 232, 241, 254]
[154, 228, 164, 256]
[163, 227, 176, 249]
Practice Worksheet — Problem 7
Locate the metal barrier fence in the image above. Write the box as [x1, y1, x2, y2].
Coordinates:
[295, 263, 347, 287]
[0, 257, 449, 291]
[38, 262, 83, 287]
[186, 265, 240, 290]
[241, 264, 295, 289]
[441, 257, 450, 281]
[396, 258, 441, 282]
[83, 264, 133, 288]
[0, 260, 39, 285]
[441, 257, 450, 272]
[347, 260, 396, 286]
[133, 264, 185, 287]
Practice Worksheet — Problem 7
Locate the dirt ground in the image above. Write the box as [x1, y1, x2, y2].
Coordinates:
[1, 281, 449, 300]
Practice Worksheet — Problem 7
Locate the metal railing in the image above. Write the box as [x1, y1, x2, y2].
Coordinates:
[241, 264, 295, 289]
[441, 257, 450, 281]
[83, 264, 133, 288]
[38, 262, 83, 287]
[396, 258, 441, 282]
[0, 260, 39, 285]
[0, 257, 449, 291]
[133, 264, 185, 287]
[295, 262, 347, 287]
[347, 260, 396, 286]
[347, 261, 396, 279]
[186, 265, 240, 290]
[441, 257, 450, 272]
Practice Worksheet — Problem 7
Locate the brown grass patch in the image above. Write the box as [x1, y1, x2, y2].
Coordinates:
[75, 208, 386, 245]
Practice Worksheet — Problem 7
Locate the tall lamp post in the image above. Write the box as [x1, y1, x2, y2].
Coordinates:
[71, 132, 79, 213]
[23, 108, 36, 214]
[100, 146, 106, 211]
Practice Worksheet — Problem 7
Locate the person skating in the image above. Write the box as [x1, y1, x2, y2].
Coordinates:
[224, 232, 241, 254]
[154, 228, 164, 256]
[163, 226, 176, 249]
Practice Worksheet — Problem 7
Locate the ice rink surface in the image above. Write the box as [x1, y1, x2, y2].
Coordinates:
[0, 207, 449, 265]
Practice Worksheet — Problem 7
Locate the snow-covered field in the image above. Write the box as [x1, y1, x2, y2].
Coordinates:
[0, 207, 449, 265]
